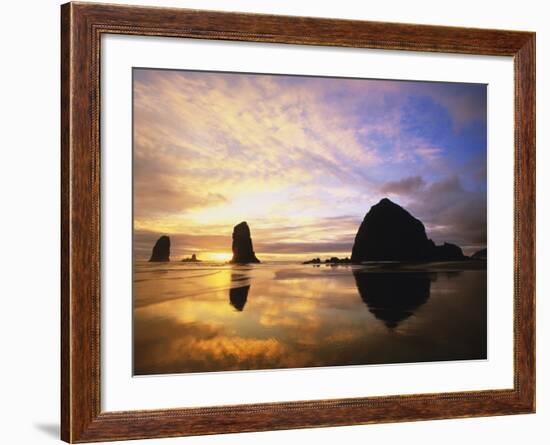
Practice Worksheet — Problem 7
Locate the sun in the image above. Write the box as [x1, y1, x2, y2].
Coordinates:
[208, 252, 232, 262]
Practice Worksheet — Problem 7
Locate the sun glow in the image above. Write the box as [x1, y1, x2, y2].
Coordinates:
[208, 252, 232, 262]
[133, 69, 488, 260]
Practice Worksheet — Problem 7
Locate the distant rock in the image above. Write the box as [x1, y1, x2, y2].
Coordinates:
[433, 242, 467, 261]
[351, 198, 467, 262]
[325, 257, 351, 264]
[149, 236, 170, 262]
[303, 257, 351, 265]
[471, 248, 487, 260]
[303, 258, 322, 264]
[181, 254, 201, 263]
[230, 222, 260, 264]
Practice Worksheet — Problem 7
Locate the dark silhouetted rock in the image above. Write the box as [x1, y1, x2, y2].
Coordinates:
[230, 285, 250, 311]
[230, 222, 260, 264]
[303, 257, 351, 265]
[433, 242, 467, 261]
[325, 257, 352, 264]
[471, 248, 487, 260]
[149, 236, 170, 262]
[303, 258, 321, 264]
[351, 198, 467, 262]
[353, 270, 431, 328]
[181, 254, 201, 263]
[351, 198, 433, 262]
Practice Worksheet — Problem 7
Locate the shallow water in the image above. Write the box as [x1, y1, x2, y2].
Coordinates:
[133, 261, 486, 375]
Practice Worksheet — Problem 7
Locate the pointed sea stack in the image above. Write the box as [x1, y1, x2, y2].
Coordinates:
[230, 222, 260, 264]
[149, 235, 170, 262]
[351, 198, 466, 262]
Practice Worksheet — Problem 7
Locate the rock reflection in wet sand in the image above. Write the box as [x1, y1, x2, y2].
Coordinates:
[353, 271, 431, 328]
[133, 262, 486, 375]
[229, 270, 251, 311]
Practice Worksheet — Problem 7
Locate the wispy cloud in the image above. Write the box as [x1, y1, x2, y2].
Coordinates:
[381, 176, 425, 195]
[133, 69, 487, 259]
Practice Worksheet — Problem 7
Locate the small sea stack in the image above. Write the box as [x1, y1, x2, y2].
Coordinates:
[181, 254, 201, 263]
[471, 248, 487, 260]
[433, 242, 467, 261]
[230, 221, 260, 264]
[149, 235, 170, 262]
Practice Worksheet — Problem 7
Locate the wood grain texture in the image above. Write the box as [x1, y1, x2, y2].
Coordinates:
[60, 2, 536, 442]
[60, 3, 71, 441]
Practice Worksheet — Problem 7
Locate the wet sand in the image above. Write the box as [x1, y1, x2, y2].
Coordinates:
[133, 261, 487, 375]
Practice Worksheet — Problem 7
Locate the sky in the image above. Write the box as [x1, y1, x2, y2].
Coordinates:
[133, 68, 487, 261]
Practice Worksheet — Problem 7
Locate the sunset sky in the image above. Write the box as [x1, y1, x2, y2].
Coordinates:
[133, 68, 487, 261]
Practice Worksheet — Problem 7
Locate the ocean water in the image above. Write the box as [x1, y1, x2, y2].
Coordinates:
[133, 261, 487, 375]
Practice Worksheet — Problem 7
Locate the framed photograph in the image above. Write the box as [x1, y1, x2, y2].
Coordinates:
[61, 2, 535, 442]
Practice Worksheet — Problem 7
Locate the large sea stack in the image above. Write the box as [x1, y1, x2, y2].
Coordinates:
[149, 235, 170, 262]
[351, 198, 466, 262]
[230, 222, 260, 264]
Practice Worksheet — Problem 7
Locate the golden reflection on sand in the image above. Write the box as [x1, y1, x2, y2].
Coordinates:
[133, 262, 486, 375]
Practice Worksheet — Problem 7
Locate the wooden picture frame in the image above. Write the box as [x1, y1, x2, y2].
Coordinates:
[61, 2, 535, 442]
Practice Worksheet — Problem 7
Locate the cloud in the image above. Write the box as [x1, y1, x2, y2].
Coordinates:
[381, 176, 425, 195]
[407, 176, 487, 254]
[435, 85, 487, 130]
[135, 214, 360, 259]
[376, 174, 486, 255]
[415, 145, 443, 161]
[134, 229, 232, 259]
[133, 69, 487, 259]
[256, 240, 354, 255]
[402, 81, 487, 131]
